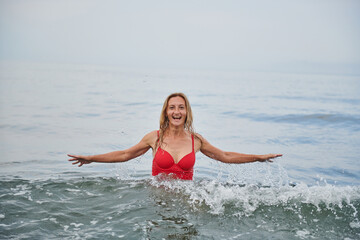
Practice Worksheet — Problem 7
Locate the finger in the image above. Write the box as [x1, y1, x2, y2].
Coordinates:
[72, 160, 80, 165]
[68, 154, 78, 160]
[269, 154, 282, 159]
[68, 154, 82, 159]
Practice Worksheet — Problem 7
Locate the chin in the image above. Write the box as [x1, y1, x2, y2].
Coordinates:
[170, 121, 185, 127]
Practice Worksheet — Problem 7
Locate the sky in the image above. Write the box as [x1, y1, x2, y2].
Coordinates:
[0, 0, 359, 74]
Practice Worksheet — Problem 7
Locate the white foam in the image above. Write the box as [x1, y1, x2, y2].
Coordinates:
[349, 221, 360, 229]
[150, 177, 360, 218]
[295, 229, 311, 239]
[70, 222, 84, 228]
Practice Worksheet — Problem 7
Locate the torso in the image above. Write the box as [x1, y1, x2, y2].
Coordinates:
[152, 130, 198, 180]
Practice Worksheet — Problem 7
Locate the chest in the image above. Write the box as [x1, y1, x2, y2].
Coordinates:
[161, 138, 193, 163]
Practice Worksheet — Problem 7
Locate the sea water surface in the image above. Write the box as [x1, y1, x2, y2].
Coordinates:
[0, 62, 359, 239]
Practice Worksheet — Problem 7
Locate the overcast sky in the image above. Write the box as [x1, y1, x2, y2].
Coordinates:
[1, 0, 359, 74]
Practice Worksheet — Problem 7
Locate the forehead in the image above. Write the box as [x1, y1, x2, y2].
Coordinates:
[168, 96, 186, 106]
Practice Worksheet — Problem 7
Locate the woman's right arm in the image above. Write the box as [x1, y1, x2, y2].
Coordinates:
[68, 131, 157, 167]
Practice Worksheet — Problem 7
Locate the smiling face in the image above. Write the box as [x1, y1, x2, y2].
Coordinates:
[166, 96, 187, 127]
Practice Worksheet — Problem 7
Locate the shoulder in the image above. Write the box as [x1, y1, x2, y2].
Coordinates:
[193, 133, 215, 150]
[143, 130, 158, 141]
[194, 133, 207, 143]
[140, 130, 158, 146]
[193, 133, 206, 152]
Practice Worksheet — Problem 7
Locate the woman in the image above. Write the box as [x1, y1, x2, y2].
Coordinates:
[68, 92, 282, 180]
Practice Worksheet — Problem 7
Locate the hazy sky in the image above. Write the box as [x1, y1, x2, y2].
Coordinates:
[1, 0, 359, 74]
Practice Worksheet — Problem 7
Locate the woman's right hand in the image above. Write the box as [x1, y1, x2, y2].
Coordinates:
[68, 154, 92, 167]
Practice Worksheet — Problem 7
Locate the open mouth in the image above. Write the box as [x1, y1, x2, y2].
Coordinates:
[172, 116, 182, 120]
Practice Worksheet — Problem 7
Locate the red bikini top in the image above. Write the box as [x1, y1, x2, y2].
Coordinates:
[152, 131, 196, 180]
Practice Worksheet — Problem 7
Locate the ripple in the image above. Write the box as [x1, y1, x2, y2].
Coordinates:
[223, 111, 360, 129]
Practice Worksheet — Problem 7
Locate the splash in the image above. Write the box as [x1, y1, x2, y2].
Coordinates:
[149, 176, 360, 219]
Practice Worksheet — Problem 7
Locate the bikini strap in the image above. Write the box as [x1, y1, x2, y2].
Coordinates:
[191, 134, 194, 152]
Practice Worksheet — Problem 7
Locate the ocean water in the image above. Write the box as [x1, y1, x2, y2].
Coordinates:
[0, 62, 359, 239]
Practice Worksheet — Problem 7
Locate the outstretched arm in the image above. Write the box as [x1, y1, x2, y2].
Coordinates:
[197, 134, 282, 164]
[68, 131, 157, 167]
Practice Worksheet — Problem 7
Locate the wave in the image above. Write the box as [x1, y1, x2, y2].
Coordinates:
[2, 176, 359, 216]
[273, 95, 360, 106]
[222, 111, 360, 130]
[0, 176, 360, 239]
[272, 113, 360, 125]
[1, 177, 359, 239]
[149, 177, 360, 216]
[148, 177, 360, 238]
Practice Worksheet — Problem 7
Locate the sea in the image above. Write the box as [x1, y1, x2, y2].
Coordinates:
[0, 61, 359, 239]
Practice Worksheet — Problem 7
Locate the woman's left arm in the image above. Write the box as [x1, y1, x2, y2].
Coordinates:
[197, 134, 282, 164]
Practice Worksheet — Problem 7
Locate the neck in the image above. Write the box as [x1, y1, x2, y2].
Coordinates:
[166, 125, 186, 137]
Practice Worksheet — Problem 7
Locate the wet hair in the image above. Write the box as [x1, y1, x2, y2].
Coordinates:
[156, 92, 196, 150]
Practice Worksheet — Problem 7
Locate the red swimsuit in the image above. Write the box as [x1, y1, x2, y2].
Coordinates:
[152, 131, 195, 180]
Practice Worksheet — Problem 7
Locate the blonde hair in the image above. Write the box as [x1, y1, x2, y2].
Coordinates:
[156, 93, 196, 150]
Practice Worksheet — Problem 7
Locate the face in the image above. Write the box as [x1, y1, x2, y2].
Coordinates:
[166, 96, 187, 127]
